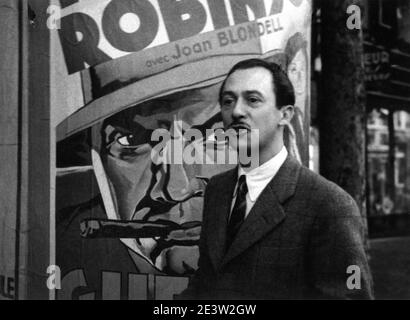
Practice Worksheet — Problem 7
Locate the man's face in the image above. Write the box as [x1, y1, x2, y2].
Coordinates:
[99, 96, 233, 275]
[220, 67, 284, 162]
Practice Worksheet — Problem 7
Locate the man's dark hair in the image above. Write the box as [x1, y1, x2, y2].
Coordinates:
[219, 58, 295, 108]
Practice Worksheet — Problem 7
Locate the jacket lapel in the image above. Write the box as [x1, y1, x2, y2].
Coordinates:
[221, 155, 301, 268]
[206, 168, 237, 271]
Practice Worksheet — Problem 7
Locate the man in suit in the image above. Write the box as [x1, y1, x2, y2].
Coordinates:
[179, 59, 373, 299]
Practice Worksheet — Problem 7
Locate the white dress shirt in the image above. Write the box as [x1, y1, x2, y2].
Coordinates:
[230, 146, 288, 219]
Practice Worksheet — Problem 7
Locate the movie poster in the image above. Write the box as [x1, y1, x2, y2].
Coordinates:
[0, 0, 19, 301]
[51, 0, 311, 299]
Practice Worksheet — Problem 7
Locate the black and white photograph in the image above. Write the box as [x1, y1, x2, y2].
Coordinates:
[0, 0, 409, 303]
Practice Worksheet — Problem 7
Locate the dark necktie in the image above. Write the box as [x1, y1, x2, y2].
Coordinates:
[226, 175, 248, 250]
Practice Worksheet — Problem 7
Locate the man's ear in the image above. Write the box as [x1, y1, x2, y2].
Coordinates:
[278, 105, 295, 126]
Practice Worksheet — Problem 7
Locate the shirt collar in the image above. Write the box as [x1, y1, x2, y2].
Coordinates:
[237, 146, 288, 201]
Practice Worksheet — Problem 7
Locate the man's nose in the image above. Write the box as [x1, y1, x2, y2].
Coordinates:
[166, 163, 193, 200]
[231, 98, 247, 120]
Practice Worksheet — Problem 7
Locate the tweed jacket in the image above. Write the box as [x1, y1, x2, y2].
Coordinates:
[180, 155, 373, 299]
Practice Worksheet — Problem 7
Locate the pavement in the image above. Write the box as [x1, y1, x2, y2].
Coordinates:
[369, 236, 410, 299]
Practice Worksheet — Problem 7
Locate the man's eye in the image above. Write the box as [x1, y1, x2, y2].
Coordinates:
[248, 96, 260, 104]
[222, 97, 234, 107]
[117, 134, 135, 146]
[116, 131, 153, 147]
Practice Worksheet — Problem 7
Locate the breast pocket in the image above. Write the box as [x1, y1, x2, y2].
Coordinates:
[255, 246, 306, 297]
[258, 246, 304, 267]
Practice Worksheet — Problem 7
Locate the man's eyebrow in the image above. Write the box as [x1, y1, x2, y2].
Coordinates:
[243, 90, 263, 96]
[221, 90, 263, 95]
[221, 90, 236, 96]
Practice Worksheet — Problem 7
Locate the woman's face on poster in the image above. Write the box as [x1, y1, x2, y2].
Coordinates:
[287, 49, 308, 115]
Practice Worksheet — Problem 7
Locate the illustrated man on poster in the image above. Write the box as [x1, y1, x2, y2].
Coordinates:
[56, 83, 238, 299]
[179, 59, 374, 299]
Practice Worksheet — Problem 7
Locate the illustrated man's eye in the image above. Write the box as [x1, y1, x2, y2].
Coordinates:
[117, 134, 142, 147]
[117, 135, 132, 146]
[115, 130, 154, 148]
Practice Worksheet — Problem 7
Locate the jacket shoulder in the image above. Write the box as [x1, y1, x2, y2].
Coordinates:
[297, 165, 359, 216]
[209, 168, 236, 183]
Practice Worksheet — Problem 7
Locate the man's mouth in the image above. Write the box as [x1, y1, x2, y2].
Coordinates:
[229, 123, 251, 133]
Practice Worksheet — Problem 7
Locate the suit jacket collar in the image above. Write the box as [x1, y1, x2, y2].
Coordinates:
[206, 167, 237, 271]
[207, 155, 301, 271]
